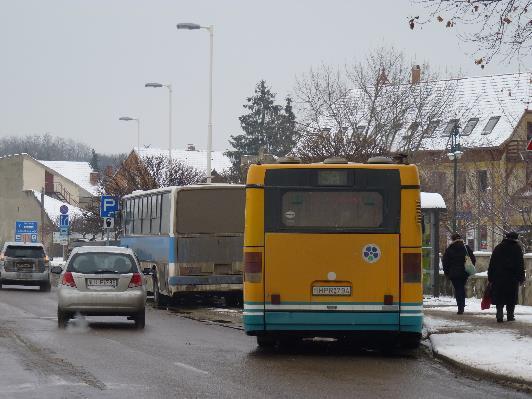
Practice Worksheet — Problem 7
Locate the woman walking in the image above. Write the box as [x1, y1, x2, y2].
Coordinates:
[442, 233, 476, 314]
[488, 232, 526, 323]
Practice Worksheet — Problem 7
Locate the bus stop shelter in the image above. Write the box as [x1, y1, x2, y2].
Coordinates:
[420, 192, 447, 297]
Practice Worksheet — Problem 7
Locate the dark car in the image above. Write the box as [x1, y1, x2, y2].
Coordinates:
[0, 242, 52, 291]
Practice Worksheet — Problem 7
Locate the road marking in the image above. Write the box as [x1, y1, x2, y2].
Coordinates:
[173, 361, 209, 375]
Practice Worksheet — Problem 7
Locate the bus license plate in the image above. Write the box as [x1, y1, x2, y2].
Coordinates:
[87, 279, 117, 288]
[312, 286, 351, 296]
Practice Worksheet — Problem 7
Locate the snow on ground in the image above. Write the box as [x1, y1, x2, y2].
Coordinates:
[424, 296, 532, 325]
[424, 312, 532, 383]
[429, 328, 532, 383]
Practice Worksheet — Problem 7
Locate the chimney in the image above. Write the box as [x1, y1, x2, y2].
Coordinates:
[411, 65, 421, 84]
[186, 144, 196, 151]
[89, 171, 99, 185]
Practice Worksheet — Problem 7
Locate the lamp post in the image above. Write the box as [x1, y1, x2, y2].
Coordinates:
[447, 124, 463, 233]
[119, 116, 140, 150]
[177, 22, 214, 183]
[145, 82, 173, 163]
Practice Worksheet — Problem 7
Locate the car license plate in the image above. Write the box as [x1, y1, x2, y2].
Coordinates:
[87, 279, 117, 288]
[312, 286, 351, 296]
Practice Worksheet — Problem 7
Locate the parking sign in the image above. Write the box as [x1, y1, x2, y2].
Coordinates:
[100, 196, 119, 218]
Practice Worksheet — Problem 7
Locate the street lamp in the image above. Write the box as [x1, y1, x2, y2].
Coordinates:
[447, 124, 463, 233]
[119, 116, 140, 151]
[177, 22, 214, 183]
[145, 82, 173, 163]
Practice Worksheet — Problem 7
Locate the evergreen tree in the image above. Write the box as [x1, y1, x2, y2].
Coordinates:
[225, 80, 299, 182]
[89, 149, 100, 171]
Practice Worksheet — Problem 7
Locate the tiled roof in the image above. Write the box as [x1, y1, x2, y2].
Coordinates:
[39, 161, 98, 195]
[135, 147, 231, 174]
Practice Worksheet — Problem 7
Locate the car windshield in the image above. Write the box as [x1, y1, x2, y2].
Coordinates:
[68, 253, 137, 274]
[4, 246, 45, 258]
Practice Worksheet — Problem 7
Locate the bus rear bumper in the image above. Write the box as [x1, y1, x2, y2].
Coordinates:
[244, 311, 423, 335]
[168, 275, 243, 294]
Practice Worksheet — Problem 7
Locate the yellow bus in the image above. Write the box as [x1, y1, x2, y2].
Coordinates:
[243, 157, 423, 348]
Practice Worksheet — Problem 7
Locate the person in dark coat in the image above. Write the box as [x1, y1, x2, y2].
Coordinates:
[442, 233, 476, 314]
[488, 231, 526, 323]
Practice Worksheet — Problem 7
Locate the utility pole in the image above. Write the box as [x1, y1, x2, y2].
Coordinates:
[40, 188, 45, 244]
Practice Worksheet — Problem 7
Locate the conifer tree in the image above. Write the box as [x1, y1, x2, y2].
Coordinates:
[225, 80, 299, 182]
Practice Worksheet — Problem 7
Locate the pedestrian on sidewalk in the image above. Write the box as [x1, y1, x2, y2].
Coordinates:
[488, 231, 525, 323]
[442, 233, 476, 315]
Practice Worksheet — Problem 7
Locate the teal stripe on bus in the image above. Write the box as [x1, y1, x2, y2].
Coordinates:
[264, 311, 399, 326]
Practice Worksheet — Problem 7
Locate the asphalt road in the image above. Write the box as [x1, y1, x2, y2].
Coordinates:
[0, 286, 529, 399]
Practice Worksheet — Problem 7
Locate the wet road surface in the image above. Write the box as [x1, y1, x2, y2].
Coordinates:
[0, 286, 529, 399]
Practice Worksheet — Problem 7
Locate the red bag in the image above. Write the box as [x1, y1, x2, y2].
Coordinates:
[481, 283, 492, 310]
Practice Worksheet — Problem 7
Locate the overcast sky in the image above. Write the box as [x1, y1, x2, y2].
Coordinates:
[1, 0, 530, 155]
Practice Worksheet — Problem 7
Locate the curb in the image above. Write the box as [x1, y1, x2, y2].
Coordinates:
[428, 336, 532, 393]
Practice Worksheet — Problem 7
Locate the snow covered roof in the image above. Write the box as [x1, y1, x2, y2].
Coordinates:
[39, 160, 98, 195]
[32, 191, 83, 223]
[415, 72, 531, 151]
[318, 72, 531, 151]
[420, 192, 446, 209]
[135, 147, 231, 174]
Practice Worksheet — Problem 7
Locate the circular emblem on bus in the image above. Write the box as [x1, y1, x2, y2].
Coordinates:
[362, 244, 381, 263]
[284, 210, 296, 219]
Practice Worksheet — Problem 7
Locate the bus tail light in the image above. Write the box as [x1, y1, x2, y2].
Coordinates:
[384, 295, 394, 305]
[244, 252, 262, 283]
[403, 253, 421, 283]
[61, 272, 76, 288]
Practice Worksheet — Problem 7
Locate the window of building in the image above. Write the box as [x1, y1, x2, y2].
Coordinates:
[424, 120, 440, 137]
[442, 119, 459, 137]
[477, 170, 488, 192]
[482, 116, 500, 135]
[457, 171, 467, 194]
[461, 118, 479, 136]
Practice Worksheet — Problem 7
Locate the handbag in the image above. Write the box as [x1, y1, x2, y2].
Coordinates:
[481, 283, 492, 310]
[463, 242, 477, 276]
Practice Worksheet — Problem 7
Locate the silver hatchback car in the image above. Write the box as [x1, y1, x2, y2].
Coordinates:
[55, 246, 147, 329]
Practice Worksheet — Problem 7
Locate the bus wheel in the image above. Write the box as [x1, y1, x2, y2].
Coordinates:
[256, 335, 276, 348]
[225, 292, 243, 308]
[400, 334, 421, 349]
[153, 279, 168, 309]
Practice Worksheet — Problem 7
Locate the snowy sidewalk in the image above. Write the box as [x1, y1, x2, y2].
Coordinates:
[423, 296, 532, 386]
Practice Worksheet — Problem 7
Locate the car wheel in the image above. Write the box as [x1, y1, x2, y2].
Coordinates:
[153, 278, 168, 309]
[40, 282, 51, 292]
[58, 309, 70, 329]
[134, 309, 145, 329]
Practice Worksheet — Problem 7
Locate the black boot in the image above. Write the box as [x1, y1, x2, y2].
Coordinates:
[496, 305, 504, 323]
[457, 307, 464, 315]
[507, 305, 515, 321]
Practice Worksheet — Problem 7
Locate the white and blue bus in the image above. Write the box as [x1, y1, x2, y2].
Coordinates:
[120, 184, 245, 307]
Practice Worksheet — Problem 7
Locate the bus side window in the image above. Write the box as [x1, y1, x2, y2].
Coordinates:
[151, 195, 160, 234]
[160, 193, 170, 234]
[133, 198, 141, 234]
[142, 196, 151, 234]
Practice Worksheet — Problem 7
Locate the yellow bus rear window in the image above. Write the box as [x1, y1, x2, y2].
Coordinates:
[281, 191, 383, 228]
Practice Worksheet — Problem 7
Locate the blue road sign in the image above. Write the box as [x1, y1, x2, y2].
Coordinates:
[15, 221, 38, 235]
[60, 205, 69, 215]
[59, 226, 69, 236]
[59, 214, 69, 227]
[100, 196, 119, 218]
